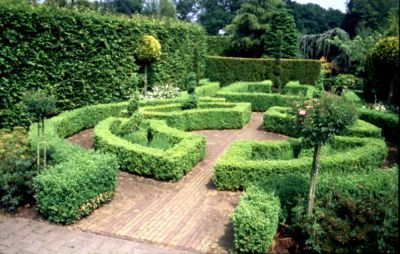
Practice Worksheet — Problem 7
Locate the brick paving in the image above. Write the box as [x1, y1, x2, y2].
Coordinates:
[0, 215, 192, 254]
[71, 112, 287, 253]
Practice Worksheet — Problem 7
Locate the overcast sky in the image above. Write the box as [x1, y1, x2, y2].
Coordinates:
[292, 0, 347, 13]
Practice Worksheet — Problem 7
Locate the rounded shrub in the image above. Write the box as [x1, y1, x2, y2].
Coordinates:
[134, 35, 162, 64]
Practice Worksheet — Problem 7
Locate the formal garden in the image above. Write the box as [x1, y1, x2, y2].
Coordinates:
[0, 0, 398, 253]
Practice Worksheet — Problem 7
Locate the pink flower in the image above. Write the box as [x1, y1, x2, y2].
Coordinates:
[299, 109, 306, 116]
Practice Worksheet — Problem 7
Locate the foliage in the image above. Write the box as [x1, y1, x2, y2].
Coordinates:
[0, 4, 206, 128]
[264, 9, 299, 58]
[232, 185, 280, 253]
[105, 0, 142, 15]
[134, 35, 162, 64]
[140, 83, 180, 100]
[206, 36, 231, 56]
[329, 74, 363, 94]
[173, 0, 197, 20]
[0, 127, 36, 212]
[293, 93, 358, 146]
[358, 107, 399, 142]
[206, 56, 321, 86]
[94, 118, 205, 180]
[366, 36, 399, 104]
[284, 0, 344, 34]
[127, 90, 140, 115]
[292, 169, 398, 253]
[119, 113, 143, 134]
[33, 152, 118, 224]
[22, 90, 57, 120]
[212, 136, 386, 190]
[140, 101, 251, 130]
[181, 72, 198, 110]
[216, 81, 315, 111]
[159, 0, 176, 18]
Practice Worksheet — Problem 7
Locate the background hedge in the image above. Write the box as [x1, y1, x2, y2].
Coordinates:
[206, 56, 321, 86]
[0, 4, 206, 128]
[206, 36, 231, 56]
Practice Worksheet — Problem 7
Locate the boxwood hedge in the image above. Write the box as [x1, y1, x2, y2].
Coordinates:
[94, 118, 205, 181]
[139, 102, 251, 130]
[263, 106, 382, 138]
[358, 107, 399, 142]
[216, 81, 315, 111]
[206, 56, 321, 86]
[212, 136, 387, 190]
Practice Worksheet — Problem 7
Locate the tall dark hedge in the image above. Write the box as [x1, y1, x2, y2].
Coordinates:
[0, 4, 206, 128]
[206, 56, 321, 86]
[206, 36, 231, 56]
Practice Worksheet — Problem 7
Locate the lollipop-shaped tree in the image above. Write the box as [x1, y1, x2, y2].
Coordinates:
[134, 35, 161, 95]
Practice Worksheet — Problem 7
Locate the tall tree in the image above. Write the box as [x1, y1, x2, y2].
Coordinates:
[159, 0, 177, 18]
[264, 8, 299, 58]
[173, 0, 197, 20]
[225, 0, 281, 57]
[112, 0, 142, 14]
[342, 0, 399, 37]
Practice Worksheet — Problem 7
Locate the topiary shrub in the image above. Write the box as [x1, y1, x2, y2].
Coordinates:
[181, 72, 198, 110]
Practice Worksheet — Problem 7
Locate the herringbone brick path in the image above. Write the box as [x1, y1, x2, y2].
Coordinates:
[71, 113, 287, 253]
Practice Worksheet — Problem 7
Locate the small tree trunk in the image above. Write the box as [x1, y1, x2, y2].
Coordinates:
[36, 119, 41, 169]
[388, 78, 394, 104]
[306, 144, 322, 216]
[143, 64, 148, 95]
[42, 117, 46, 168]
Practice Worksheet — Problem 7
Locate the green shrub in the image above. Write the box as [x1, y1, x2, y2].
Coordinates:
[0, 4, 206, 128]
[181, 94, 199, 110]
[284, 81, 315, 96]
[195, 81, 220, 97]
[292, 169, 398, 254]
[206, 56, 321, 86]
[212, 136, 387, 190]
[139, 102, 251, 130]
[33, 152, 118, 224]
[0, 127, 36, 212]
[263, 106, 381, 138]
[358, 107, 399, 142]
[94, 118, 205, 181]
[232, 185, 280, 253]
[206, 36, 231, 56]
[216, 81, 315, 111]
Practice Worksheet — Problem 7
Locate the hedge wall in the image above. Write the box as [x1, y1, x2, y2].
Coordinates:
[139, 101, 251, 130]
[206, 36, 231, 56]
[263, 106, 382, 138]
[0, 4, 206, 128]
[206, 56, 321, 86]
[94, 118, 205, 181]
[212, 136, 387, 190]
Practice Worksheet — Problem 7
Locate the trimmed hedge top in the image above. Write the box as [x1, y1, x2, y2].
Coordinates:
[206, 56, 321, 86]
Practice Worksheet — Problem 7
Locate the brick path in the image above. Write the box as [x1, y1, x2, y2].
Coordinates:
[71, 112, 287, 253]
[0, 215, 191, 254]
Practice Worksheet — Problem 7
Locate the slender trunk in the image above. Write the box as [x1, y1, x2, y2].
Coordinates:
[143, 64, 148, 95]
[42, 117, 46, 168]
[306, 144, 322, 216]
[36, 119, 41, 170]
[388, 78, 394, 104]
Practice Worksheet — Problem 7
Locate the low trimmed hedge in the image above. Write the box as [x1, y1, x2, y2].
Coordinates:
[231, 185, 280, 253]
[28, 102, 127, 223]
[212, 136, 387, 190]
[139, 102, 251, 130]
[94, 118, 205, 181]
[263, 106, 382, 138]
[33, 152, 118, 224]
[216, 81, 315, 111]
[358, 107, 399, 142]
[206, 56, 321, 86]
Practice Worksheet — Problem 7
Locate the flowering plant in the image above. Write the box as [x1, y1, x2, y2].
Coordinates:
[140, 83, 180, 100]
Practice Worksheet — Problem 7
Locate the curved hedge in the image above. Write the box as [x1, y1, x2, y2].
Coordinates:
[0, 4, 206, 128]
[206, 56, 321, 86]
[216, 81, 315, 111]
[263, 106, 382, 138]
[28, 102, 127, 224]
[139, 102, 252, 130]
[94, 118, 205, 181]
[212, 136, 387, 190]
[358, 107, 399, 142]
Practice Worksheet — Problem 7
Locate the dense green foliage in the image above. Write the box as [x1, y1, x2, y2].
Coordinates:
[140, 101, 251, 130]
[284, 0, 344, 34]
[206, 36, 231, 56]
[94, 118, 205, 180]
[232, 185, 280, 253]
[33, 152, 118, 224]
[206, 56, 321, 86]
[0, 127, 36, 212]
[0, 4, 206, 128]
[212, 136, 387, 190]
[134, 35, 162, 64]
[181, 72, 198, 110]
[216, 81, 315, 111]
[292, 169, 398, 253]
[358, 107, 399, 142]
[264, 9, 299, 58]
[263, 106, 381, 138]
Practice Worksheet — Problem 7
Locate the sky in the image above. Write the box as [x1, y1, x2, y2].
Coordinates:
[293, 0, 347, 13]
